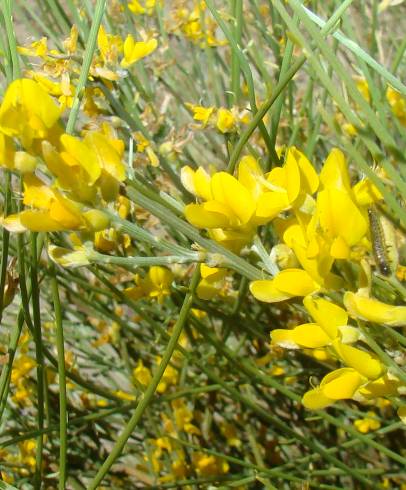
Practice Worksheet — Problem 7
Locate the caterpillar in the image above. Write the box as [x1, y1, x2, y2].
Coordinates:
[368, 206, 391, 276]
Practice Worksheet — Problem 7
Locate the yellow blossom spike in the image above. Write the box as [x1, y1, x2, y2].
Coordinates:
[121, 34, 157, 68]
[344, 291, 406, 327]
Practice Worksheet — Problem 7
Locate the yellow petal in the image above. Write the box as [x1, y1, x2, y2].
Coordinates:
[184, 202, 231, 229]
[344, 291, 406, 327]
[302, 388, 333, 410]
[317, 189, 367, 245]
[249, 280, 291, 303]
[23, 174, 54, 209]
[320, 368, 363, 400]
[19, 210, 65, 231]
[353, 179, 383, 206]
[256, 191, 289, 220]
[216, 108, 236, 133]
[303, 295, 347, 339]
[211, 172, 255, 225]
[48, 244, 90, 267]
[319, 148, 351, 192]
[271, 329, 300, 349]
[194, 167, 212, 201]
[121, 35, 157, 68]
[360, 375, 397, 398]
[84, 132, 125, 181]
[1, 214, 27, 232]
[60, 134, 101, 184]
[291, 146, 319, 195]
[291, 323, 332, 348]
[332, 340, 383, 380]
[273, 269, 320, 297]
[14, 151, 37, 173]
[83, 209, 110, 231]
[397, 406, 406, 424]
[283, 149, 301, 203]
[330, 236, 350, 259]
[0, 78, 61, 136]
[237, 155, 264, 199]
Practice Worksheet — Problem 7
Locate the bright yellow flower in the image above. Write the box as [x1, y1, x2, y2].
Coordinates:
[97, 25, 123, 64]
[302, 368, 365, 409]
[196, 264, 229, 300]
[185, 103, 215, 127]
[386, 86, 406, 126]
[344, 290, 406, 327]
[250, 269, 321, 303]
[354, 412, 381, 433]
[133, 359, 152, 387]
[121, 34, 157, 68]
[216, 108, 236, 133]
[18, 37, 48, 58]
[0, 78, 61, 149]
[125, 266, 173, 303]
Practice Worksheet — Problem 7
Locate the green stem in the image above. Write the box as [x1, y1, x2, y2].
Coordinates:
[2, 0, 20, 79]
[87, 267, 200, 489]
[31, 234, 45, 490]
[51, 264, 67, 489]
[65, 0, 106, 133]
[0, 171, 11, 321]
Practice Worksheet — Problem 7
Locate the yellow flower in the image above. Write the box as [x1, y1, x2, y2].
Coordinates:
[316, 149, 368, 259]
[302, 368, 365, 409]
[185, 103, 215, 127]
[344, 290, 406, 327]
[133, 359, 152, 387]
[386, 86, 406, 126]
[216, 107, 236, 133]
[354, 412, 381, 433]
[121, 34, 158, 68]
[97, 25, 123, 64]
[2, 174, 84, 232]
[271, 295, 358, 348]
[18, 37, 48, 57]
[196, 264, 228, 300]
[192, 452, 229, 477]
[0, 78, 61, 149]
[0, 132, 15, 170]
[125, 266, 173, 303]
[250, 269, 321, 303]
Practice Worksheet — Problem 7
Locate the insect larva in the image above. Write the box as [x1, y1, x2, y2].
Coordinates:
[368, 206, 391, 276]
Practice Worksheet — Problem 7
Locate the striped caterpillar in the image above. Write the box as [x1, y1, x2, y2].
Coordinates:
[367, 206, 391, 276]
